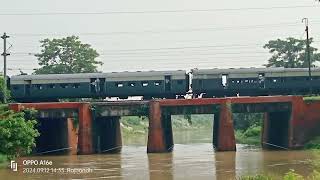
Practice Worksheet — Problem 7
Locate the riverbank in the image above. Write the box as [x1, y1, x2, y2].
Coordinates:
[121, 114, 214, 137]
[239, 170, 320, 180]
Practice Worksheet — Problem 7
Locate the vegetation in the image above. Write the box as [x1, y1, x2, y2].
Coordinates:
[235, 125, 261, 145]
[304, 136, 320, 149]
[120, 114, 214, 136]
[238, 174, 272, 180]
[233, 113, 263, 146]
[0, 105, 39, 161]
[303, 96, 320, 102]
[0, 77, 10, 103]
[34, 36, 102, 74]
[0, 153, 7, 168]
[264, 37, 320, 68]
[238, 169, 320, 180]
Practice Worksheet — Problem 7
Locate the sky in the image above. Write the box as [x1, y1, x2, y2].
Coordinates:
[0, 0, 320, 75]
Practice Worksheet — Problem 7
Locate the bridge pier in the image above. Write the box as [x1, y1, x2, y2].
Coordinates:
[77, 104, 94, 154]
[214, 102, 236, 151]
[94, 116, 122, 153]
[147, 101, 169, 153]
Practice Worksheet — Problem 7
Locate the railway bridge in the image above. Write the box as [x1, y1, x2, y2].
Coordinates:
[9, 96, 320, 155]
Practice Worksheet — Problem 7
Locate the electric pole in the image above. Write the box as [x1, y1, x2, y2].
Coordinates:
[302, 18, 312, 81]
[1, 32, 10, 103]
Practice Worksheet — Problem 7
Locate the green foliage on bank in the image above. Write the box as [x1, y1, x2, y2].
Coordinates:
[120, 114, 214, 136]
[233, 113, 263, 145]
[238, 174, 272, 180]
[0, 105, 40, 161]
[304, 136, 320, 149]
[0, 153, 7, 168]
[239, 169, 320, 180]
[303, 96, 320, 102]
[235, 125, 261, 145]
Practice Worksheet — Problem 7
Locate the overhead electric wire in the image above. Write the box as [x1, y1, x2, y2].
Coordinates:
[0, 5, 318, 16]
[12, 21, 320, 37]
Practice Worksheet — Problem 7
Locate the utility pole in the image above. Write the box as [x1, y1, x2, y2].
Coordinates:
[1, 32, 10, 103]
[302, 18, 312, 81]
[302, 18, 312, 94]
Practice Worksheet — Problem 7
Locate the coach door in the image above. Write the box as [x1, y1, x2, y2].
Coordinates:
[165, 75, 171, 92]
[24, 80, 31, 96]
[258, 73, 265, 88]
[90, 78, 105, 95]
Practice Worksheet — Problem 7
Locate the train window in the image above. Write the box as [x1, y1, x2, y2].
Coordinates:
[60, 84, 68, 88]
[129, 82, 136, 87]
[142, 82, 148, 87]
[48, 84, 55, 88]
[116, 83, 124, 87]
[37, 85, 43, 90]
[72, 83, 80, 88]
[177, 80, 183, 85]
[245, 79, 249, 83]
[154, 81, 161, 86]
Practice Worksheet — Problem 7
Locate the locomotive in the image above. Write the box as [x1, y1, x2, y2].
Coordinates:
[7, 67, 320, 102]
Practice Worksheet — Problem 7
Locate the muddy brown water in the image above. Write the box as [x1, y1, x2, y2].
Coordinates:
[0, 129, 319, 180]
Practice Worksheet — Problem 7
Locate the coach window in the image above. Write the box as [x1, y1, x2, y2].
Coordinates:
[129, 82, 135, 87]
[154, 81, 161, 86]
[72, 83, 80, 88]
[116, 83, 124, 87]
[142, 81, 149, 87]
[60, 84, 68, 88]
[36, 84, 43, 90]
[48, 84, 56, 88]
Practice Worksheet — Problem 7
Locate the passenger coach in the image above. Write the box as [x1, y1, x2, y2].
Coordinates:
[10, 70, 188, 101]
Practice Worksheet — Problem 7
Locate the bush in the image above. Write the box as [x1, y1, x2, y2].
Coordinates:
[304, 136, 320, 149]
[0, 105, 40, 160]
[283, 169, 304, 180]
[238, 174, 272, 180]
[243, 125, 261, 137]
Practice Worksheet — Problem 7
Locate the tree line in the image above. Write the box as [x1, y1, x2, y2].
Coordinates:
[26, 36, 320, 75]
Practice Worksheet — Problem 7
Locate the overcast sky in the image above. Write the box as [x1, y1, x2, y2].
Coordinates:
[0, 0, 320, 75]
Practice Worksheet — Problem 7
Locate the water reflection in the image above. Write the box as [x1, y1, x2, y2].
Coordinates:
[215, 151, 236, 180]
[148, 153, 173, 180]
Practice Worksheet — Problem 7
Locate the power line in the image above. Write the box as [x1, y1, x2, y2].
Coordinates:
[0, 5, 318, 16]
[12, 21, 320, 37]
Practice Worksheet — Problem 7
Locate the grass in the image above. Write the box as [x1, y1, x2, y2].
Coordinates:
[303, 96, 320, 102]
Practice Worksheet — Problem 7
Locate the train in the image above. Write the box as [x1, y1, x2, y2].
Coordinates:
[6, 67, 320, 102]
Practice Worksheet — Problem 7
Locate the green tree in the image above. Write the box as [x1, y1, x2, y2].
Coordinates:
[34, 36, 102, 74]
[0, 105, 39, 159]
[0, 77, 10, 103]
[263, 37, 320, 68]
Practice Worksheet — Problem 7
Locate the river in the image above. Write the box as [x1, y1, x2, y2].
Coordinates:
[0, 129, 319, 180]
